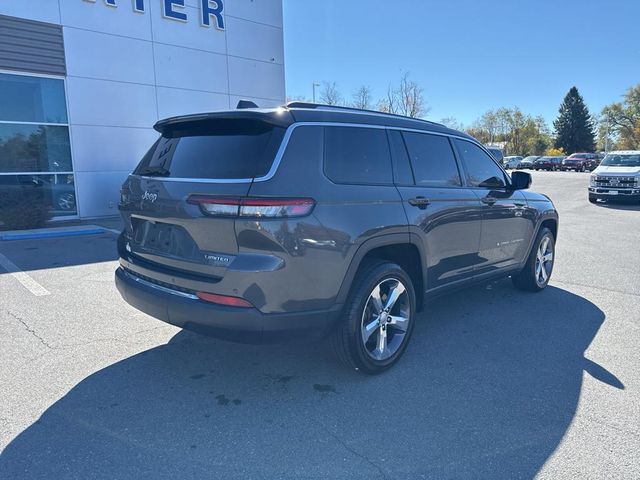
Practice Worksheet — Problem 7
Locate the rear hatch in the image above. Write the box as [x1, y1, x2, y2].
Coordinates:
[119, 111, 291, 279]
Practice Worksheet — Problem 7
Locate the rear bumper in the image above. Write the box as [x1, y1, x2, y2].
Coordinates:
[115, 267, 341, 344]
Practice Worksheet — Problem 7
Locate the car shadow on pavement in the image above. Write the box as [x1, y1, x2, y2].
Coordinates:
[0, 280, 621, 479]
[596, 202, 640, 211]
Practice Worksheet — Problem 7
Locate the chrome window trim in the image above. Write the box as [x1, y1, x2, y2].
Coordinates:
[133, 121, 486, 185]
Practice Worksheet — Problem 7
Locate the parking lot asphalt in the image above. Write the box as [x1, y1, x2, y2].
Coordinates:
[1, 171, 639, 479]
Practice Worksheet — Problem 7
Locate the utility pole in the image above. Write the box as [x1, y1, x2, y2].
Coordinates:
[312, 82, 320, 103]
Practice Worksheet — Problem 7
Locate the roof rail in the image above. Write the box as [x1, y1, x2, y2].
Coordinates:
[285, 101, 444, 127]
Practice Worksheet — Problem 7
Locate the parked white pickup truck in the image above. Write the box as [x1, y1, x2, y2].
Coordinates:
[589, 151, 640, 203]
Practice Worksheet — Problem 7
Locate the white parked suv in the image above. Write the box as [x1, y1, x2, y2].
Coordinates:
[589, 151, 640, 203]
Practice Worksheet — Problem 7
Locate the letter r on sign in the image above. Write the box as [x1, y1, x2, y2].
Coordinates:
[201, 0, 225, 30]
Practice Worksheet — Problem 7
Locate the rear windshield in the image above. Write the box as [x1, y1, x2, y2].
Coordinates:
[134, 120, 285, 180]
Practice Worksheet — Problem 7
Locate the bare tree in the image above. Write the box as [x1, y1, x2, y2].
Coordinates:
[439, 117, 464, 131]
[397, 72, 427, 118]
[376, 73, 428, 118]
[319, 81, 343, 106]
[351, 85, 372, 110]
[376, 83, 400, 114]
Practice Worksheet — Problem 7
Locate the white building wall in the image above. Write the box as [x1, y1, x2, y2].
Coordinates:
[1, 0, 285, 218]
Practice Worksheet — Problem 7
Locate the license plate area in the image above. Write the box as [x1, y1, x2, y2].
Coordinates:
[131, 219, 200, 261]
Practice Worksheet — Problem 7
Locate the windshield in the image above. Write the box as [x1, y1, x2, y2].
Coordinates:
[568, 154, 587, 159]
[600, 153, 640, 167]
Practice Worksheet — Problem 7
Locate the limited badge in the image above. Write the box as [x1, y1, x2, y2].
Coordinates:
[204, 253, 235, 267]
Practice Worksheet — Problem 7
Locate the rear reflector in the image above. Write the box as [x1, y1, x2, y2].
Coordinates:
[187, 196, 315, 218]
[196, 292, 254, 308]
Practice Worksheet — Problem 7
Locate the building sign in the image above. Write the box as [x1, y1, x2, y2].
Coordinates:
[83, 0, 225, 30]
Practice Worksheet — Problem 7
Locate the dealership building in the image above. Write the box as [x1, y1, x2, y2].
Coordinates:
[0, 0, 285, 218]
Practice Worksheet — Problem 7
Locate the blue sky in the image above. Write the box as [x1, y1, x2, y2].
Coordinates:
[283, 0, 640, 127]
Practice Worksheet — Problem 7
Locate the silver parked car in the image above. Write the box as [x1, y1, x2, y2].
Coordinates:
[503, 156, 523, 169]
[517, 156, 541, 169]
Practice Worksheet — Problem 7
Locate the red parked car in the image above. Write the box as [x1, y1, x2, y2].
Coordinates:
[561, 153, 599, 172]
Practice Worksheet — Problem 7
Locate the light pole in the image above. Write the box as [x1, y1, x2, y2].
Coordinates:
[312, 82, 320, 103]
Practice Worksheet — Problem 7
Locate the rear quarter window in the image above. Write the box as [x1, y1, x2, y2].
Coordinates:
[135, 119, 285, 180]
[324, 126, 393, 185]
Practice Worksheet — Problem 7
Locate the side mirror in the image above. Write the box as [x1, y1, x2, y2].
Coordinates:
[511, 171, 532, 190]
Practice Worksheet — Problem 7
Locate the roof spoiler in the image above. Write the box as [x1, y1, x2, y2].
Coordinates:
[153, 110, 294, 134]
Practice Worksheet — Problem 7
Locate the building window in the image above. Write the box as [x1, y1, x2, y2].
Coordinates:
[0, 72, 76, 216]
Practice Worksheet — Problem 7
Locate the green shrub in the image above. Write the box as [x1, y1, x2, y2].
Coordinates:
[0, 186, 52, 231]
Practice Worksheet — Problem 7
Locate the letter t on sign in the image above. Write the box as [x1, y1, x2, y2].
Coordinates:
[201, 0, 225, 30]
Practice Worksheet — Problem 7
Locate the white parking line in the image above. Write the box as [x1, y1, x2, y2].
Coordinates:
[0, 253, 50, 297]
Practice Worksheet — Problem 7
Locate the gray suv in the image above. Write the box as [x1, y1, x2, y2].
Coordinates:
[115, 103, 559, 374]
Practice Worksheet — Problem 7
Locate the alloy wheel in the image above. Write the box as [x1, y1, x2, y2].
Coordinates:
[534, 236, 554, 287]
[360, 278, 411, 361]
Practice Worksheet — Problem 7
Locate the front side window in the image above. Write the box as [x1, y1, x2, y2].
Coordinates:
[454, 139, 507, 188]
[324, 127, 392, 185]
[402, 132, 461, 187]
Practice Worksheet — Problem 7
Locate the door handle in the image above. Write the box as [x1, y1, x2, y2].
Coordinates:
[481, 197, 497, 206]
[408, 196, 431, 209]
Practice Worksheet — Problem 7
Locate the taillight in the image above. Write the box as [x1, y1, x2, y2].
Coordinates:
[196, 292, 253, 308]
[187, 196, 315, 218]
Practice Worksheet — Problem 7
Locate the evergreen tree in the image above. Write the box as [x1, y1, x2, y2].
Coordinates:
[553, 87, 596, 153]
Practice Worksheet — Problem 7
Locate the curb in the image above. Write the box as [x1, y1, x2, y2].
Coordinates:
[0, 225, 111, 241]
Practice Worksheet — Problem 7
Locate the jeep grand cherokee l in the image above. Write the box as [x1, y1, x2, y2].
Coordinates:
[115, 103, 559, 374]
[589, 151, 640, 203]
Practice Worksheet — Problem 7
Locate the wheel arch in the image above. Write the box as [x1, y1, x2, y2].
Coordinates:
[336, 233, 426, 311]
[539, 216, 558, 240]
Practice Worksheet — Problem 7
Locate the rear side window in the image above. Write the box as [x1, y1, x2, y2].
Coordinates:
[324, 127, 393, 185]
[402, 132, 461, 187]
[454, 139, 507, 188]
[134, 120, 285, 179]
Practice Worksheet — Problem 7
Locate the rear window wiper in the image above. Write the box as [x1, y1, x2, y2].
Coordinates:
[138, 166, 170, 177]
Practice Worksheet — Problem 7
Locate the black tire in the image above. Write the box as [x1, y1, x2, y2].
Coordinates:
[512, 227, 555, 292]
[331, 260, 416, 374]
